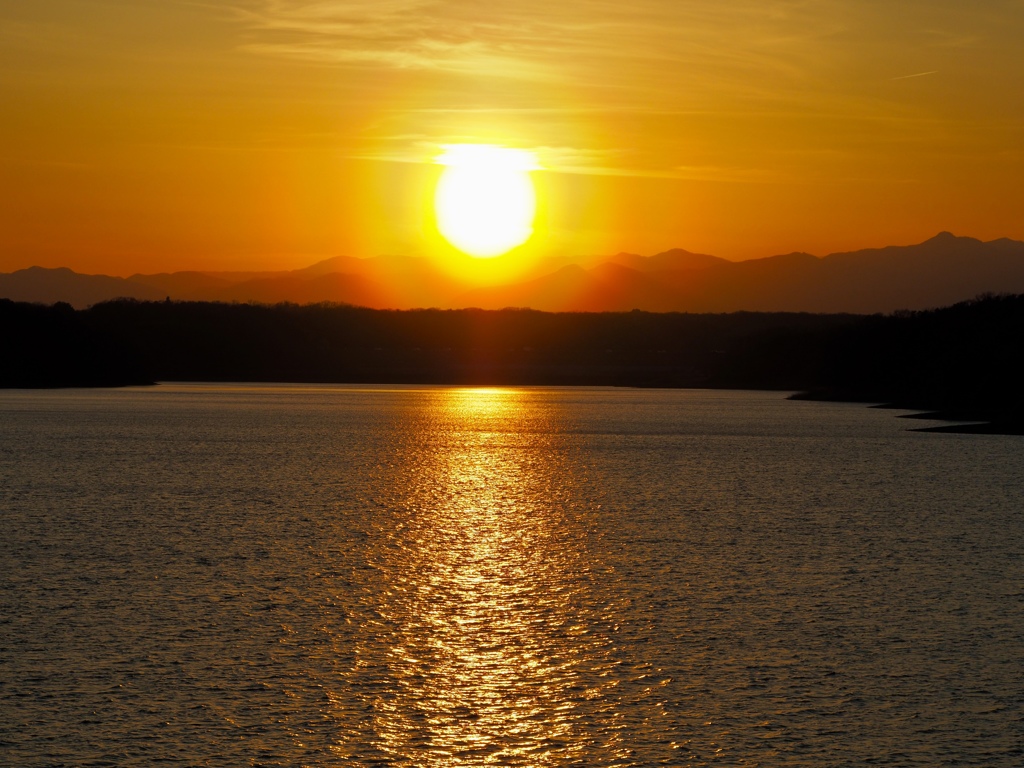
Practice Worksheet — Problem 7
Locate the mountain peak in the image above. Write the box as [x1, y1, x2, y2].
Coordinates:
[928, 231, 957, 242]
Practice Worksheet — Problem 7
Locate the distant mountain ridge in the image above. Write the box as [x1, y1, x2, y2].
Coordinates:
[4, 233, 1024, 313]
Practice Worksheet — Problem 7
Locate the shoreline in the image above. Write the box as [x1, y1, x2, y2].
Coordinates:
[5, 377, 1021, 436]
[789, 391, 1024, 436]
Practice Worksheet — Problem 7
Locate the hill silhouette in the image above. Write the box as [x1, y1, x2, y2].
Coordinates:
[4, 233, 1024, 313]
[0, 266, 166, 307]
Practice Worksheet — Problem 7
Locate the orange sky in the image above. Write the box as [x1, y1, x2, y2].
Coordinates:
[2, 0, 1024, 276]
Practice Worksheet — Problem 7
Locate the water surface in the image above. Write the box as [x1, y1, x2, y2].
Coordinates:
[1, 385, 1022, 766]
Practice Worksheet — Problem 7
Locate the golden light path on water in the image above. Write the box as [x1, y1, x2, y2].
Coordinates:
[6, 385, 1024, 765]
[334, 388, 671, 765]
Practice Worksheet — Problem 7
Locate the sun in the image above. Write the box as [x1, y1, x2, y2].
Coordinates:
[434, 145, 538, 258]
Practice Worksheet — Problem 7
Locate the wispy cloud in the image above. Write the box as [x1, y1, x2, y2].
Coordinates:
[890, 70, 938, 80]
[348, 137, 781, 181]
[347, 138, 629, 173]
[224, 0, 1024, 176]
[234, 0, 571, 79]
[234, 0, 851, 91]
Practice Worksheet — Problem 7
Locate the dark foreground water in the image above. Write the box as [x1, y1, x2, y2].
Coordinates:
[1, 385, 1022, 767]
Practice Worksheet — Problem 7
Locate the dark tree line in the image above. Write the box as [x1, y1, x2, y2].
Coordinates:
[1, 300, 151, 387]
[789, 293, 1024, 427]
[3, 294, 1021, 427]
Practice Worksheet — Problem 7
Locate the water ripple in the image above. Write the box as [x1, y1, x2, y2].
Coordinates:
[1, 385, 1022, 766]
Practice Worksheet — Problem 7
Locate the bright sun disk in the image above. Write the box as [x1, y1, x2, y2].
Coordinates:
[434, 145, 538, 258]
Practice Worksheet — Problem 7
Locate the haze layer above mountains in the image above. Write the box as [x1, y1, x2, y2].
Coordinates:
[4, 233, 1024, 314]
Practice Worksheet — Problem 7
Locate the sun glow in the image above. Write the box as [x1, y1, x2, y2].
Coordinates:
[434, 145, 538, 258]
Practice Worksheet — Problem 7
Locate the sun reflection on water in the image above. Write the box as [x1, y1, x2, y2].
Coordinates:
[340, 388, 635, 765]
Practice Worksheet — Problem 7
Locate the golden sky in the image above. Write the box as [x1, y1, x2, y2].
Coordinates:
[2, 0, 1023, 275]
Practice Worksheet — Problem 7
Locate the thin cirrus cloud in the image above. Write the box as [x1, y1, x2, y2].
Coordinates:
[230, 0, 857, 178]
[360, 140, 643, 178]
[232, 0, 1017, 97]
[228, 0, 1024, 181]
[234, 0, 564, 77]
[235, 0, 849, 90]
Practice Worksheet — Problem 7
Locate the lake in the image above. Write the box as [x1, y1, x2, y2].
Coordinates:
[2, 385, 1022, 766]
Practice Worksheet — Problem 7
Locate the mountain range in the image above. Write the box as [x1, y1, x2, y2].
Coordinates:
[4, 232, 1024, 313]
